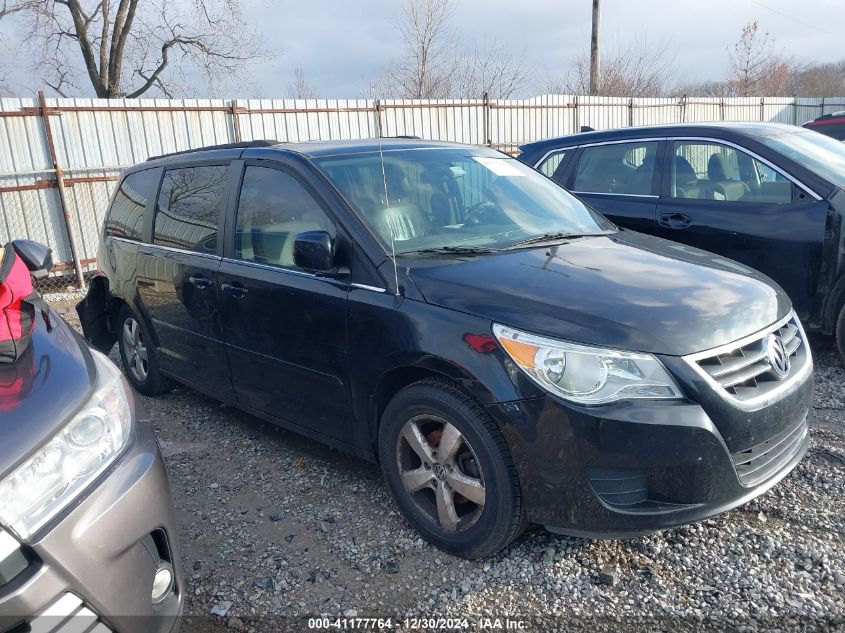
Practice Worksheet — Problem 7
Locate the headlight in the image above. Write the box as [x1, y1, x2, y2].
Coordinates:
[493, 323, 684, 405]
[0, 349, 133, 540]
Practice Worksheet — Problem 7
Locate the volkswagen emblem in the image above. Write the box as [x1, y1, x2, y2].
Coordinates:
[765, 334, 790, 380]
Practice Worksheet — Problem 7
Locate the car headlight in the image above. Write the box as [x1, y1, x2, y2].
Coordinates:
[493, 323, 684, 405]
[0, 349, 133, 540]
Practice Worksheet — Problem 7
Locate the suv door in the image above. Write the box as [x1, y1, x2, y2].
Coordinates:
[654, 139, 829, 320]
[218, 159, 350, 443]
[135, 163, 235, 399]
[563, 139, 663, 233]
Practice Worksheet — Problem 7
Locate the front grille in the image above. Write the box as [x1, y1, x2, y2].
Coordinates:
[691, 315, 808, 404]
[732, 416, 808, 486]
[1, 593, 113, 633]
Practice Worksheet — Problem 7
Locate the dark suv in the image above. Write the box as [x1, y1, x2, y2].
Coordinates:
[79, 139, 812, 558]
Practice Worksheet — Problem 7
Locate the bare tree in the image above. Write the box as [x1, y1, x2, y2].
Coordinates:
[384, 0, 455, 99]
[728, 21, 789, 96]
[454, 39, 532, 99]
[544, 36, 678, 97]
[384, 0, 532, 99]
[12, 0, 268, 98]
[787, 61, 845, 97]
[288, 66, 318, 99]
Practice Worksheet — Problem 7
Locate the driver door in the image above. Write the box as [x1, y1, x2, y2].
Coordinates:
[217, 160, 351, 443]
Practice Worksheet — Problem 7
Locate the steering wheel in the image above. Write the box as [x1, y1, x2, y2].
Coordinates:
[463, 199, 500, 226]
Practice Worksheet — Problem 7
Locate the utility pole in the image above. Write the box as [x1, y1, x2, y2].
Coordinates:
[589, 0, 601, 95]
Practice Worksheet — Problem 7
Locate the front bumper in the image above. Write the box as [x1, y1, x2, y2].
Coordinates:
[487, 367, 813, 537]
[0, 392, 182, 633]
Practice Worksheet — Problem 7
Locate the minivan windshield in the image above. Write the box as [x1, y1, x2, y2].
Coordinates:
[313, 148, 613, 254]
[758, 128, 845, 191]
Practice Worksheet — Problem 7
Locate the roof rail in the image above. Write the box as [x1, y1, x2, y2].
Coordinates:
[146, 140, 280, 162]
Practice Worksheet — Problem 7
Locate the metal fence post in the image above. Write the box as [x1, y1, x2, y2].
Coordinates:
[760, 97, 765, 122]
[231, 100, 242, 142]
[628, 98, 634, 127]
[574, 95, 580, 133]
[374, 99, 383, 138]
[483, 92, 491, 147]
[38, 91, 84, 289]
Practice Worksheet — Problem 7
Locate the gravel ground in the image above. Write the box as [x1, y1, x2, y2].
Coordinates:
[53, 299, 845, 632]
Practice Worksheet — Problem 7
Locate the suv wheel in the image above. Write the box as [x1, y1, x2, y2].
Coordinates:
[117, 306, 173, 396]
[379, 380, 526, 558]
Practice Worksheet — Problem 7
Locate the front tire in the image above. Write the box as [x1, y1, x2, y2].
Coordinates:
[837, 304, 845, 364]
[378, 379, 525, 558]
[117, 305, 173, 396]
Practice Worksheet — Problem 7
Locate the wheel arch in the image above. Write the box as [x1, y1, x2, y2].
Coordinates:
[367, 357, 498, 462]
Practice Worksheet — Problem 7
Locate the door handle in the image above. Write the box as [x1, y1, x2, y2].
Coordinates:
[658, 212, 693, 229]
[188, 274, 214, 289]
[221, 282, 249, 298]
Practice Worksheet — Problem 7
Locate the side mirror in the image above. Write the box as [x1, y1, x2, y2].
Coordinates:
[293, 231, 335, 273]
[11, 240, 53, 279]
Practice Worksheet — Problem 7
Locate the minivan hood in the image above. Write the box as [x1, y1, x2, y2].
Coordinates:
[407, 230, 791, 356]
[0, 312, 95, 479]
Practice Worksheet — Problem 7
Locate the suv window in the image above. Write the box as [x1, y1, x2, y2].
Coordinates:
[105, 169, 159, 241]
[154, 165, 228, 254]
[572, 141, 658, 195]
[671, 141, 793, 204]
[235, 166, 334, 270]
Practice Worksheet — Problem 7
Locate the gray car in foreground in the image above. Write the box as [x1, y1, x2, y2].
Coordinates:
[0, 249, 182, 632]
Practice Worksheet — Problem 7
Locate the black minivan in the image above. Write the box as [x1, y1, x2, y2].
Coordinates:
[79, 139, 812, 558]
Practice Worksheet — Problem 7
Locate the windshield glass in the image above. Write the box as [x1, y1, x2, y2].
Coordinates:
[758, 128, 845, 191]
[313, 148, 613, 254]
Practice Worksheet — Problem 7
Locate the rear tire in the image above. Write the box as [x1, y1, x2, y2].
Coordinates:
[378, 379, 525, 559]
[837, 304, 845, 364]
[116, 305, 173, 396]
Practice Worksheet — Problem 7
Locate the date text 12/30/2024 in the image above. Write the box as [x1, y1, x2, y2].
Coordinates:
[307, 617, 528, 630]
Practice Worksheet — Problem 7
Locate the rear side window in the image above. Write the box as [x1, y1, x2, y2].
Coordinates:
[537, 150, 568, 180]
[105, 169, 159, 241]
[671, 141, 793, 204]
[235, 166, 334, 270]
[572, 141, 658, 195]
[154, 165, 228, 255]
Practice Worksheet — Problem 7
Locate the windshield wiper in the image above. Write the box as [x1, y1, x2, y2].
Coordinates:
[506, 231, 605, 249]
[407, 245, 500, 255]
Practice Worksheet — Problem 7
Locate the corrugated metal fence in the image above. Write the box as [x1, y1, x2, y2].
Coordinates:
[1, 92, 843, 288]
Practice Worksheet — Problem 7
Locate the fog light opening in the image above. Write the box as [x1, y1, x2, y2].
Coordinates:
[151, 562, 174, 604]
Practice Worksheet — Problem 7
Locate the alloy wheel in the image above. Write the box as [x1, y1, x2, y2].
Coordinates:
[122, 317, 149, 382]
[396, 415, 486, 532]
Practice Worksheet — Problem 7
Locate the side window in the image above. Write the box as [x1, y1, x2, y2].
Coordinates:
[572, 141, 658, 195]
[235, 166, 334, 270]
[105, 169, 159, 241]
[537, 150, 568, 180]
[671, 141, 793, 204]
[154, 165, 227, 255]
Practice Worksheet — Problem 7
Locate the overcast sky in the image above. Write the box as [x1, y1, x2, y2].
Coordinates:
[2, 0, 843, 98]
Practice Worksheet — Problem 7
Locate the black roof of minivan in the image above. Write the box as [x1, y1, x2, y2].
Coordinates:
[142, 137, 476, 166]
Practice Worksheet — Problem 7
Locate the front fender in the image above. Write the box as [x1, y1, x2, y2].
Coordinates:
[347, 293, 545, 458]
